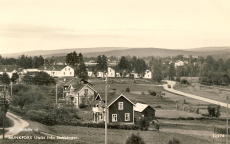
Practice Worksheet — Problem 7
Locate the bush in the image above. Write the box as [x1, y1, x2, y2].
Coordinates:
[168, 138, 180, 144]
[176, 77, 181, 82]
[148, 90, 156, 96]
[24, 110, 48, 124]
[126, 133, 145, 144]
[79, 103, 88, 109]
[181, 79, 188, 85]
[207, 105, 221, 117]
[126, 87, 130, 93]
[141, 92, 145, 95]
[9, 105, 27, 116]
[138, 118, 149, 131]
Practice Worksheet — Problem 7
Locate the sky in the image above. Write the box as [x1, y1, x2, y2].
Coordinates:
[0, 0, 230, 54]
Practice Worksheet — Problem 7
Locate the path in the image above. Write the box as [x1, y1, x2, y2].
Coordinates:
[0, 112, 29, 139]
[163, 80, 230, 108]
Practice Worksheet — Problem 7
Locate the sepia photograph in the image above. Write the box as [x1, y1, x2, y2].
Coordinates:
[0, 0, 230, 143]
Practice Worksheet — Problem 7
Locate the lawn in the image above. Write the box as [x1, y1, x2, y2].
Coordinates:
[0, 120, 211, 144]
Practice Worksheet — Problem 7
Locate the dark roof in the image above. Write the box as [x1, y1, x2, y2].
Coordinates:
[0, 65, 18, 72]
[107, 94, 135, 108]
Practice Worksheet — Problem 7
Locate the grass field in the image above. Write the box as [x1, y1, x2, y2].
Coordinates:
[0, 120, 212, 144]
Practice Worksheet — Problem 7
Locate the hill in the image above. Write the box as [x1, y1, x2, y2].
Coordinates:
[1, 47, 230, 58]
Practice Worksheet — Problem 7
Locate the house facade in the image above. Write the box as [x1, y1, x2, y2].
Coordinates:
[174, 60, 184, 67]
[65, 83, 97, 108]
[134, 103, 155, 121]
[92, 94, 135, 124]
[143, 70, 152, 79]
[45, 65, 74, 77]
[107, 67, 115, 77]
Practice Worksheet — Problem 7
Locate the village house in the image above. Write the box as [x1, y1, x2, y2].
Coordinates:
[92, 94, 135, 124]
[134, 103, 155, 121]
[174, 60, 184, 67]
[64, 82, 97, 108]
[0, 65, 18, 78]
[41, 65, 74, 77]
[107, 67, 115, 77]
[143, 70, 152, 79]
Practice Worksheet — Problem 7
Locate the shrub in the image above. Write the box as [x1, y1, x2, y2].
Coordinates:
[176, 77, 181, 82]
[148, 90, 156, 96]
[207, 105, 221, 117]
[24, 110, 48, 123]
[126, 87, 130, 93]
[79, 103, 88, 109]
[9, 105, 27, 116]
[168, 138, 180, 144]
[180, 79, 188, 85]
[126, 133, 145, 144]
[141, 92, 145, 95]
[138, 118, 149, 131]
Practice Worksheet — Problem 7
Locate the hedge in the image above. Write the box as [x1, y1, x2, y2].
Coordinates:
[64, 122, 139, 130]
[9, 105, 27, 116]
[214, 126, 230, 135]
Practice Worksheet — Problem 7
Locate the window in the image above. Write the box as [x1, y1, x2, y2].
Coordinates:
[125, 113, 130, 121]
[112, 114, 117, 122]
[84, 89, 88, 96]
[64, 72, 65, 75]
[65, 68, 66, 71]
[69, 68, 70, 71]
[118, 102, 123, 110]
[70, 72, 71, 75]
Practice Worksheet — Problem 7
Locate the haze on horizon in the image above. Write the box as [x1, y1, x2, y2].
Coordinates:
[0, 0, 230, 54]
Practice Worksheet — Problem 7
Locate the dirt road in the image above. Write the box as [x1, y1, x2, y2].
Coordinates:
[0, 112, 29, 139]
[163, 80, 230, 108]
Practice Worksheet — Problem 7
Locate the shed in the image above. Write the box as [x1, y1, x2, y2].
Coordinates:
[134, 103, 155, 121]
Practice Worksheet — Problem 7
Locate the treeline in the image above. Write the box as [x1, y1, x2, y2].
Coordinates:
[0, 54, 44, 69]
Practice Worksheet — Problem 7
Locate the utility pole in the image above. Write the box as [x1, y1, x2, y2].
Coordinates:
[56, 84, 57, 105]
[2, 85, 7, 140]
[227, 103, 229, 144]
[105, 72, 108, 144]
[11, 81, 12, 96]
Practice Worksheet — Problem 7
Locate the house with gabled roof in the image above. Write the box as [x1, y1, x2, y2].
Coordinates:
[64, 82, 98, 108]
[0, 65, 18, 78]
[40, 65, 74, 77]
[92, 94, 135, 124]
[134, 103, 155, 121]
[143, 70, 152, 79]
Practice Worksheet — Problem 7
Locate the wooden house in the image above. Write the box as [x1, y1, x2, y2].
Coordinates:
[134, 103, 155, 121]
[92, 94, 135, 124]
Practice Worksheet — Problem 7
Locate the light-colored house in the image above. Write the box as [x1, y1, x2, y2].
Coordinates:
[116, 72, 121, 77]
[107, 67, 115, 77]
[97, 71, 104, 78]
[143, 70, 152, 79]
[0, 65, 18, 78]
[88, 71, 95, 77]
[65, 83, 97, 108]
[174, 60, 184, 67]
[43, 65, 74, 77]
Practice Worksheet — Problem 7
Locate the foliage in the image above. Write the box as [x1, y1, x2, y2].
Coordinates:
[180, 79, 188, 85]
[214, 126, 230, 135]
[33, 72, 56, 85]
[65, 51, 79, 67]
[22, 74, 34, 84]
[118, 56, 132, 77]
[0, 113, 14, 127]
[12, 84, 30, 95]
[148, 90, 156, 96]
[96, 55, 108, 73]
[168, 138, 181, 144]
[207, 105, 221, 117]
[126, 87, 130, 93]
[1, 72, 10, 85]
[75, 62, 88, 80]
[138, 117, 149, 131]
[11, 73, 19, 83]
[168, 63, 176, 80]
[126, 133, 146, 144]
[79, 103, 88, 109]
[11, 91, 44, 109]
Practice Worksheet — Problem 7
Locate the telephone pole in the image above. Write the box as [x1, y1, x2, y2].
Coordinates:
[227, 103, 229, 144]
[105, 72, 108, 144]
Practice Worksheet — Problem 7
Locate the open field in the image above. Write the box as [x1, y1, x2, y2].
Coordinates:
[0, 120, 212, 144]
